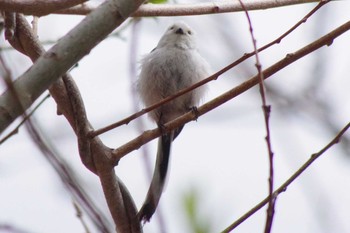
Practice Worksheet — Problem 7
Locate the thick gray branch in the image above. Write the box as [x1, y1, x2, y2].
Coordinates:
[0, 0, 145, 133]
[6, 13, 142, 232]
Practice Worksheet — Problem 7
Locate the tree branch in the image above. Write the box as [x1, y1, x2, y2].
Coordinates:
[222, 121, 350, 232]
[0, 0, 145, 134]
[2, 15, 113, 232]
[133, 0, 327, 17]
[3, 10, 144, 233]
[0, 93, 50, 145]
[111, 19, 350, 164]
[236, 0, 276, 232]
[23, 115, 113, 233]
[56, 0, 336, 16]
[0, 0, 88, 16]
[90, 0, 329, 138]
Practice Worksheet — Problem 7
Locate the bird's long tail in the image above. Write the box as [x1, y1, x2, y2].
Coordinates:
[137, 130, 175, 222]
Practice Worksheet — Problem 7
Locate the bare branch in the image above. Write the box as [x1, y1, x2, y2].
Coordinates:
[111, 19, 350, 164]
[56, 0, 336, 16]
[73, 202, 92, 233]
[0, 0, 88, 16]
[237, 0, 276, 231]
[0, 0, 146, 134]
[0, 93, 50, 144]
[133, 0, 327, 17]
[3, 10, 144, 232]
[90, 0, 330, 138]
[222, 121, 350, 232]
[2, 17, 113, 231]
[94, 155, 141, 233]
[23, 115, 113, 232]
[1, 1, 347, 232]
[55, 4, 93, 15]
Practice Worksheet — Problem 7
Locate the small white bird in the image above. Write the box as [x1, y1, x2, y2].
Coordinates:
[137, 21, 210, 222]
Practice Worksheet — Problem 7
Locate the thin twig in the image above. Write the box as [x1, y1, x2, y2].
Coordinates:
[24, 114, 113, 232]
[222, 121, 350, 232]
[0, 0, 146, 134]
[1, 15, 112, 232]
[1, 19, 111, 231]
[4, 13, 141, 233]
[73, 201, 92, 233]
[111, 19, 350, 164]
[237, 0, 276, 232]
[90, 0, 330, 138]
[62, 68, 141, 231]
[0, 45, 28, 142]
[0, 93, 50, 144]
[257, 0, 330, 53]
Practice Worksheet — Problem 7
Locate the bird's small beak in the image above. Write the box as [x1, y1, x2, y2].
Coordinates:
[175, 28, 184, 35]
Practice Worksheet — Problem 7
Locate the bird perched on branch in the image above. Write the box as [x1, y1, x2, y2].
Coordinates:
[137, 21, 210, 222]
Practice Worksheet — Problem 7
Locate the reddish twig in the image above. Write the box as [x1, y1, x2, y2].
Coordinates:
[222, 121, 350, 232]
[111, 19, 350, 164]
[90, 0, 330, 138]
[0, 93, 50, 144]
[0, 0, 146, 134]
[237, 0, 275, 232]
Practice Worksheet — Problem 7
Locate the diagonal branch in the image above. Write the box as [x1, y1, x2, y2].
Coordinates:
[1, 20, 112, 231]
[111, 19, 350, 165]
[0, 0, 145, 134]
[90, 0, 329, 138]
[4, 9, 144, 232]
[24, 116, 113, 233]
[222, 121, 350, 232]
[0, 93, 50, 144]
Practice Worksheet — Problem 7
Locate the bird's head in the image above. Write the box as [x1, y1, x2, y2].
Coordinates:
[157, 22, 197, 50]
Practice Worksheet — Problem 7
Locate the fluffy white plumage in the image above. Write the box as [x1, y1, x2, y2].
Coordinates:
[138, 21, 210, 124]
[137, 21, 210, 222]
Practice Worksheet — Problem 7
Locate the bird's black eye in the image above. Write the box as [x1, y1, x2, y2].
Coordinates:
[187, 30, 192, 35]
[169, 26, 174, 30]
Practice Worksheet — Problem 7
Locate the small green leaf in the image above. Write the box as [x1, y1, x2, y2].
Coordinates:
[149, 0, 168, 4]
[182, 187, 212, 233]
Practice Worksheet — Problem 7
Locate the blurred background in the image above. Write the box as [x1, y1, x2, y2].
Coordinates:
[1, 0, 350, 232]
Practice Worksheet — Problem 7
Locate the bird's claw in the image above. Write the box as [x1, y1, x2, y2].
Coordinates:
[157, 122, 167, 136]
[190, 106, 200, 121]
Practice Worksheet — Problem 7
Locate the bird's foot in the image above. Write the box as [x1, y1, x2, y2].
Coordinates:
[157, 122, 167, 136]
[190, 106, 200, 121]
